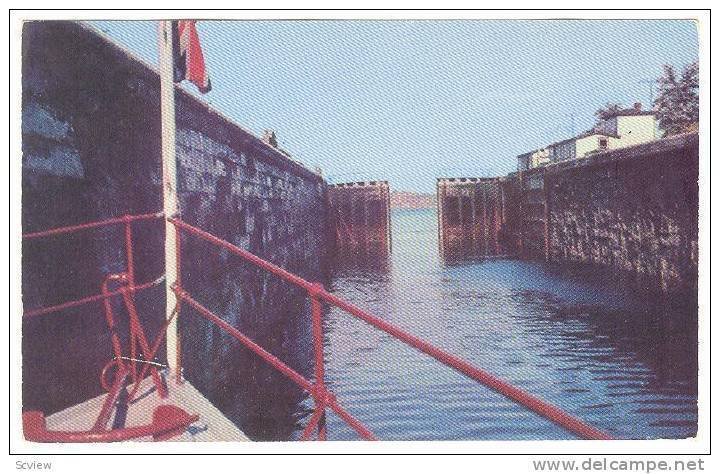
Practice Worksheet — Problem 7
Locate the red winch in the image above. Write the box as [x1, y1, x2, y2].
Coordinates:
[23, 213, 198, 443]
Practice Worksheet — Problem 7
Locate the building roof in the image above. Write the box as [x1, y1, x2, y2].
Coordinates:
[519, 106, 653, 158]
[545, 129, 620, 149]
[577, 129, 621, 140]
[546, 135, 579, 148]
[517, 147, 552, 160]
[604, 108, 656, 118]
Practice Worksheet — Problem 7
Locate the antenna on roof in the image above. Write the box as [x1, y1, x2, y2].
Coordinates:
[638, 79, 656, 109]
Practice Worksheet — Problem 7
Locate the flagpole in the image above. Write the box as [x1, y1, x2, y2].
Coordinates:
[158, 20, 180, 384]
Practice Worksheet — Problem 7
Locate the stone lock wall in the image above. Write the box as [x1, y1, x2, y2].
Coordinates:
[22, 21, 327, 436]
[545, 133, 698, 295]
[435, 133, 698, 296]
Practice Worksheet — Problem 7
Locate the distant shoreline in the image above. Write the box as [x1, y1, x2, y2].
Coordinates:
[390, 191, 436, 210]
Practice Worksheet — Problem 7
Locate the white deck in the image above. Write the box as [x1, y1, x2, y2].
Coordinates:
[46, 376, 250, 442]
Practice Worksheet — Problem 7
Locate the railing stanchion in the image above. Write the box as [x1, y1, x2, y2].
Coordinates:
[123, 215, 137, 381]
[26, 214, 608, 441]
[310, 283, 327, 441]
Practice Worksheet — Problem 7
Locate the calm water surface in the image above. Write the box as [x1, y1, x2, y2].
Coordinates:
[290, 208, 697, 440]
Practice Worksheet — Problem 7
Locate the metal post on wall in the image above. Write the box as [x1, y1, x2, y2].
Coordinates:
[158, 20, 181, 384]
[384, 182, 392, 254]
[484, 183, 490, 256]
[518, 171, 524, 256]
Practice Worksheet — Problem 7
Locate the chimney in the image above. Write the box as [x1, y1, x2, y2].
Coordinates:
[633, 102, 642, 111]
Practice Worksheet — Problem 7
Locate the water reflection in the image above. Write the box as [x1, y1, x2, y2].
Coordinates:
[331, 247, 392, 275]
[311, 209, 697, 440]
[198, 208, 696, 440]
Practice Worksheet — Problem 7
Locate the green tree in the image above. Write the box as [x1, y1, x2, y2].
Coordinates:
[594, 102, 624, 123]
[654, 61, 699, 136]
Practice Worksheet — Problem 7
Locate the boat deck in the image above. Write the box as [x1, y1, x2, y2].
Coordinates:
[46, 376, 250, 442]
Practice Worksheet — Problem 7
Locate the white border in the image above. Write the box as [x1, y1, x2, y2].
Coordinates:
[6, 6, 712, 465]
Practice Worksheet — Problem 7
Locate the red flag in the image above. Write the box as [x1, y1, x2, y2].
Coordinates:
[172, 20, 211, 93]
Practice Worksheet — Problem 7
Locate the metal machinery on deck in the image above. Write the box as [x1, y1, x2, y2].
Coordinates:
[22, 212, 611, 442]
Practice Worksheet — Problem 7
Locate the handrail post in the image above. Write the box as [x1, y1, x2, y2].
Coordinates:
[122, 215, 137, 379]
[309, 282, 327, 441]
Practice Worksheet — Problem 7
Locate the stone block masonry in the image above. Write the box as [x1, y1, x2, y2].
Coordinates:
[544, 133, 698, 295]
[437, 133, 698, 296]
[21, 21, 327, 435]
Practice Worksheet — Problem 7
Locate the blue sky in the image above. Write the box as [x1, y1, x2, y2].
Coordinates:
[91, 20, 698, 193]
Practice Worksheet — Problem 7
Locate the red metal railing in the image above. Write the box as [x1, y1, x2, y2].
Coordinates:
[23, 213, 164, 318]
[22, 212, 612, 441]
[22, 212, 202, 442]
[22, 213, 174, 400]
[167, 216, 612, 441]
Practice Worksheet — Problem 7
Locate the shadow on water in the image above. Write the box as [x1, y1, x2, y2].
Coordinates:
[511, 283, 697, 396]
[186, 208, 696, 441]
[312, 209, 697, 440]
[180, 230, 394, 441]
[331, 249, 392, 276]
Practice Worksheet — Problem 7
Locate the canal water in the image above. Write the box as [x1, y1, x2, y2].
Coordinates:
[291, 208, 697, 440]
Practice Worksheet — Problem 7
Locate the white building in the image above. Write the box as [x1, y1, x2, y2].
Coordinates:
[517, 103, 657, 170]
[516, 148, 552, 171]
[594, 105, 657, 149]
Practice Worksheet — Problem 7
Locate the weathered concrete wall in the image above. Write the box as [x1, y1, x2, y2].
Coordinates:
[328, 181, 391, 263]
[436, 177, 513, 261]
[545, 133, 698, 295]
[436, 134, 698, 295]
[22, 21, 326, 437]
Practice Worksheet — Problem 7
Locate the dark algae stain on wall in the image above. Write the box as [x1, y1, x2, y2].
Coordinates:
[438, 134, 698, 298]
[22, 22, 327, 439]
[21, 20, 698, 441]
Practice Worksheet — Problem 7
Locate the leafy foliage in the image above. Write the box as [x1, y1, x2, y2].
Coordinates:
[654, 62, 699, 136]
[594, 102, 624, 123]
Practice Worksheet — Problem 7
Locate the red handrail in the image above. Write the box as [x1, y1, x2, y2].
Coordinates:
[23, 278, 163, 318]
[21, 213, 376, 441]
[22, 212, 163, 239]
[21, 212, 198, 443]
[21, 213, 612, 441]
[168, 217, 612, 440]
[172, 285, 376, 440]
[23, 213, 165, 318]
